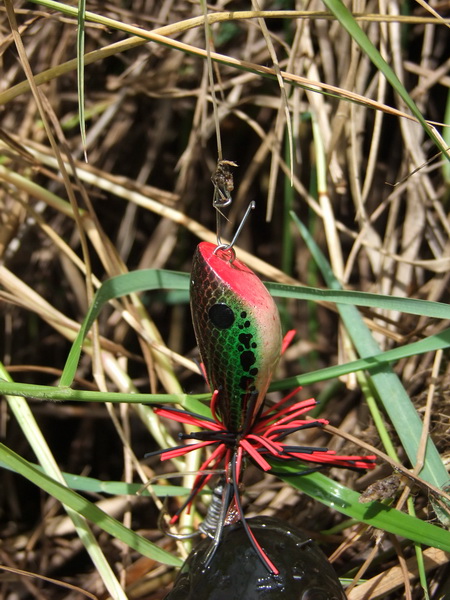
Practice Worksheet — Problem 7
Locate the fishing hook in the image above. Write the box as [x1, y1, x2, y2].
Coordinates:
[213, 201, 256, 257]
[211, 160, 255, 252]
[158, 497, 201, 540]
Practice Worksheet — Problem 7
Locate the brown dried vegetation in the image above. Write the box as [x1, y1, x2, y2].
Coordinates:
[0, 1, 449, 599]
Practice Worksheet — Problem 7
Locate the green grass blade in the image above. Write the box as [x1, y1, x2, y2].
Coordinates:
[291, 211, 450, 491]
[77, 0, 87, 158]
[0, 443, 182, 567]
[0, 382, 186, 403]
[0, 380, 211, 416]
[60, 270, 189, 386]
[0, 363, 130, 599]
[267, 282, 450, 319]
[321, 0, 449, 159]
[270, 327, 450, 390]
[60, 266, 449, 389]
[278, 468, 450, 552]
[0, 459, 193, 496]
[443, 88, 450, 181]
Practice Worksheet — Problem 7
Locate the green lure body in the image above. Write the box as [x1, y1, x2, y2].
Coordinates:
[190, 242, 282, 433]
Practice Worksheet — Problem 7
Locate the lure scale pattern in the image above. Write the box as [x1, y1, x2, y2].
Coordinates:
[190, 242, 282, 432]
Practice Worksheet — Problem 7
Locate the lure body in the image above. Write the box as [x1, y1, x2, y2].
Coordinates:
[190, 242, 282, 433]
[164, 516, 347, 600]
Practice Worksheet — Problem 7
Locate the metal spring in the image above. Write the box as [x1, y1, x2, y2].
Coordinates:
[199, 479, 225, 539]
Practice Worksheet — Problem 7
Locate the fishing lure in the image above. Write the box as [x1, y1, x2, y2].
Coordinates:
[151, 181, 376, 573]
[164, 515, 347, 600]
[153, 239, 376, 572]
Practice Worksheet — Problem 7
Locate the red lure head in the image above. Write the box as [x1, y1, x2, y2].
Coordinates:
[190, 242, 282, 433]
